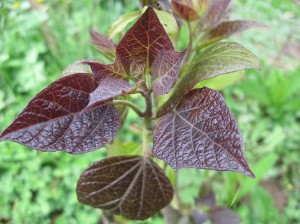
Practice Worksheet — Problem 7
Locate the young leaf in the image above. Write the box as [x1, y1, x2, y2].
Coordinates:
[201, 0, 231, 30]
[171, 0, 199, 21]
[203, 20, 267, 42]
[153, 87, 255, 178]
[0, 74, 120, 154]
[157, 42, 261, 117]
[116, 7, 174, 70]
[77, 156, 174, 220]
[82, 59, 143, 107]
[89, 29, 116, 57]
[152, 49, 186, 95]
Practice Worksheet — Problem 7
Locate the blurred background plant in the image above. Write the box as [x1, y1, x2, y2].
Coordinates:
[0, 0, 299, 223]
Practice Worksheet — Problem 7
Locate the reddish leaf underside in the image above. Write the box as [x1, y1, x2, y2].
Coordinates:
[0, 74, 120, 154]
[204, 20, 267, 41]
[153, 87, 255, 178]
[77, 156, 174, 220]
[116, 7, 174, 71]
[89, 29, 116, 56]
[171, 1, 199, 21]
[152, 49, 187, 95]
[201, 0, 231, 30]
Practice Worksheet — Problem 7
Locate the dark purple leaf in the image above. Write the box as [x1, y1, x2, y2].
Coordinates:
[156, 42, 261, 117]
[204, 20, 267, 42]
[152, 49, 186, 95]
[0, 74, 120, 154]
[201, 0, 231, 30]
[89, 29, 116, 56]
[153, 87, 255, 178]
[171, 1, 199, 21]
[209, 207, 241, 224]
[77, 156, 174, 220]
[116, 7, 174, 70]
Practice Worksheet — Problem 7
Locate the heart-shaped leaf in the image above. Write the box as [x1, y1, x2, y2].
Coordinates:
[89, 29, 116, 57]
[116, 7, 174, 70]
[0, 74, 120, 154]
[201, 0, 231, 30]
[171, 0, 199, 21]
[157, 42, 261, 117]
[203, 20, 267, 42]
[152, 49, 186, 95]
[77, 156, 174, 220]
[153, 87, 255, 178]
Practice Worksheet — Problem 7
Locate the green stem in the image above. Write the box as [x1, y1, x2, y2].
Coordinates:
[112, 100, 145, 117]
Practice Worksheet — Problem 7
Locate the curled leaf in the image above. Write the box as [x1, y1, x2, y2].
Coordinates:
[77, 156, 174, 220]
[0, 74, 120, 154]
[152, 49, 187, 95]
[153, 87, 255, 178]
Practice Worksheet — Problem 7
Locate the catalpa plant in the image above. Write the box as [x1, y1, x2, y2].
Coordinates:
[0, 2, 263, 221]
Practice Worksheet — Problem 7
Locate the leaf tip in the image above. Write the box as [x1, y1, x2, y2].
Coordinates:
[245, 169, 256, 179]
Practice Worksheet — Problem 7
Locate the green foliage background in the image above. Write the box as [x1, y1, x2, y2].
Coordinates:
[0, 0, 299, 223]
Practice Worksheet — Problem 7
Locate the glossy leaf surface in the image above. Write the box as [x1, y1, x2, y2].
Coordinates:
[89, 29, 116, 56]
[153, 88, 255, 178]
[116, 7, 174, 70]
[77, 156, 174, 220]
[204, 20, 266, 42]
[0, 74, 120, 154]
[171, 0, 199, 21]
[201, 0, 231, 30]
[157, 42, 261, 117]
[152, 49, 186, 95]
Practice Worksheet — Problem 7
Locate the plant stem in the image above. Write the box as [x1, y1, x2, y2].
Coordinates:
[143, 89, 153, 131]
[112, 100, 145, 117]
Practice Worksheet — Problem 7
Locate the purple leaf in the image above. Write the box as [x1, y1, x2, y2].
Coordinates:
[152, 49, 186, 95]
[0, 74, 120, 154]
[77, 156, 174, 220]
[153, 87, 255, 178]
[171, 0, 199, 21]
[204, 20, 267, 41]
[201, 0, 231, 30]
[89, 29, 116, 56]
[116, 7, 174, 70]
